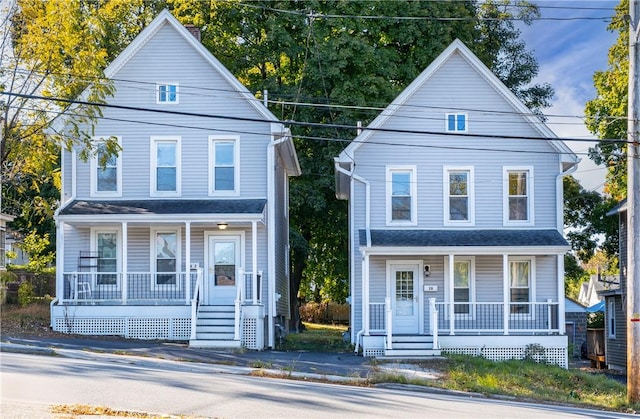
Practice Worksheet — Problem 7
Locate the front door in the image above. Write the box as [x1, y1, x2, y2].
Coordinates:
[207, 235, 241, 305]
[391, 263, 420, 334]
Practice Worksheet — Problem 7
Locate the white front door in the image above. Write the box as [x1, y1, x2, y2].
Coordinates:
[207, 234, 241, 305]
[391, 263, 420, 334]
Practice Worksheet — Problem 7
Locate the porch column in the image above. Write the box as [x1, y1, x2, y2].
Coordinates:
[448, 254, 455, 335]
[252, 220, 258, 305]
[363, 252, 370, 335]
[121, 222, 128, 305]
[503, 254, 509, 335]
[185, 221, 191, 305]
[56, 220, 64, 304]
[557, 254, 565, 334]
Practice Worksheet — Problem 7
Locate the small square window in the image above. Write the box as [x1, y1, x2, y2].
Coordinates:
[446, 113, 467, 132]
[157, 84, 178, 104]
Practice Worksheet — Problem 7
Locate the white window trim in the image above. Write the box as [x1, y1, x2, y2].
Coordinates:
[90, 136, 122, 197]
[508, 256, 536, 319]
[386, 165, 417, 226]
[444, 256, 476, 320]
[209, 135, 240, 196]
[90, 227, 122, 291]
[608, 300, 616, 339]
[443, 166, 475, 226]
[445, 112, 468, 133]
[150, 227, 182, 291]
[150, 136, 182, 197]
[503, 166, 535, 226]
[156, 82, 179, 104]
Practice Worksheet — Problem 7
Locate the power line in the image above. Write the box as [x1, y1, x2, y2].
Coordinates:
[2, 90, 632, 148]
[1, 65, 629, 124]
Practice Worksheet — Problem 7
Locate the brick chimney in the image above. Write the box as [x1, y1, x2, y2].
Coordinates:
[184, 24, 201, 42]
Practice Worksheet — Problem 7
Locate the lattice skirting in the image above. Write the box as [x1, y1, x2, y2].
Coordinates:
[364, 348, 385, 357]
[441, 345, 568, 368]
[52, 316, 191, 340]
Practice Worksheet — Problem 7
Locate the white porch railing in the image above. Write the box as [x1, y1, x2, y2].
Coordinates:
[190, 268, 204, 340]
[367, 301, 560, 338]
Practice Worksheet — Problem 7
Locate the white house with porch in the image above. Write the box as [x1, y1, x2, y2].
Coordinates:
[334, 40, 579, 367]
[51, 10, 300, 349]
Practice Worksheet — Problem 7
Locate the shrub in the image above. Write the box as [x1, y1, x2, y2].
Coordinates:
[18, 282, 35, 307]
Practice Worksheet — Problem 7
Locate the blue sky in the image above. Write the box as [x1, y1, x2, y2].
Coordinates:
[519, 1, 619, 193]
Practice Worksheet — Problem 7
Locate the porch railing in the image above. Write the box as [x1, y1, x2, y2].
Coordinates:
[61, 272, 198, 305]
[367, 300, 560, 338]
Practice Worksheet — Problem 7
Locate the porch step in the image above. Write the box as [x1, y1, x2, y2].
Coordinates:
[190, 304, 238, 348]
[382, 335, 442, 358]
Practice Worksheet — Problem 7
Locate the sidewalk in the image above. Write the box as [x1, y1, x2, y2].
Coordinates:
[0, 334, 372, 382]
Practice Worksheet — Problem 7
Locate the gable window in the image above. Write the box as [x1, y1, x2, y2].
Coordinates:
[446, 113, 467, 132]
[157, 83, 178, 104]
[503, 167, 534, 225]
[90, 228, 120, 288]
[509, 257, 535, 315]
[386, 166, 417, 225]
[209, 136, 239, 195]
[608, 300, 616, 338]
[152, 229, 180, 288]
[151, 137, 181, 196]
[90, 137, 122, 197]
[444, 167, 474, 224]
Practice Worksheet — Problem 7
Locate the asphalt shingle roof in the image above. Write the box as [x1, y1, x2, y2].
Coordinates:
[59, 199, 267, 216]
[359, 229, 569, 247]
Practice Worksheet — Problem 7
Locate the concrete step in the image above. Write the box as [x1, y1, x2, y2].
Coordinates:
[196, 325, 235, 334]
[189, 339, 241, 349]
[382, 348, 442, 358]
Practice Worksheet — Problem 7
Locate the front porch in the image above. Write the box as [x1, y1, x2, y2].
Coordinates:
[51, 268, 267, 349]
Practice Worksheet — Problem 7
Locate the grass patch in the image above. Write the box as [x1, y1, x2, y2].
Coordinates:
[280, 322, 351, 352]
[371, 355, 639, 413]
[1, 302, 51, 333]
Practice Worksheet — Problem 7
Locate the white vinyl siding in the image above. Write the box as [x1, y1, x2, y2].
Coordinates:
[209, 136, 240, 196]
[156, 83, 178, 104]
[444, 166, 474, 225]
[386, 166, 417, 226]
[150, 136, 181, 196]
[503, 166, 534, 226]
[90, 137, 122, 197]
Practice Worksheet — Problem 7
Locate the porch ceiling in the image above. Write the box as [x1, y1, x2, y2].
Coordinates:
[58, 199, 266, 220]
[359, 229, 569, 252]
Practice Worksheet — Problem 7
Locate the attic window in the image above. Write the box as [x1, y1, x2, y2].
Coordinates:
[157, 83, 178, 104]
[446, 113, 467, 132]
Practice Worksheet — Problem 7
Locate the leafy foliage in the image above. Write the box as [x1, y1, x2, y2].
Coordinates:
[584, 0, 629, 200]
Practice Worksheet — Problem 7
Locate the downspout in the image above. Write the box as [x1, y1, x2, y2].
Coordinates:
[267, 133, 289, 349]
[334, 160, 370, 352]
[556, 161, 577, 337]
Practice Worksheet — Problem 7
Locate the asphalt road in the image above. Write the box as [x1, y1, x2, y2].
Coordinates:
[1, 352, 636, 419]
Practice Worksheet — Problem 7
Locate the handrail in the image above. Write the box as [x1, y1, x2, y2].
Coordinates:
[429, 298, 439, 349]
[385, 297, 392, 350]
[234, 268, 245, 341]
[190, 268, 203, 340]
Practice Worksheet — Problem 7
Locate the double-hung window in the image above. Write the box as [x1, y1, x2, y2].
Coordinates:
[152, 229, 180, 288]
[151, 137, 181, 196]
[608, 300, 616, 338]
[209, 136, 239, 195]
[444, 167, 474, 225]
[509, 257, 535, 315]
[91, 228, 120, 288]
[446, 113, 467, 132]
[157, 83, 178, 104]
[90, 137, 122, 197]
[445, 256, 475, 317]
[504, 167, 534, 225]
[386, 166, 417, 225]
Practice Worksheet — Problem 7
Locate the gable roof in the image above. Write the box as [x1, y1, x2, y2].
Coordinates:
[104, 9, 277, 123]
[336, 39, 579, 169]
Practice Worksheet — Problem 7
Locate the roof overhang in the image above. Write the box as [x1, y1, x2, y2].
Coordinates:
[358, 229, 570, 256]
[56, 199, 266, 224]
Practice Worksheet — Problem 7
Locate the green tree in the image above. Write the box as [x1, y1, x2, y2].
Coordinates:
[585, 0, 629, 200]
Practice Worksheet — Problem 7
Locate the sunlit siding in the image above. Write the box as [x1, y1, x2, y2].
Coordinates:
[63, 225, 88, 272]
[535, 256, 557, 300]
[73, 22, 271, 200]
[351, 51, 560, 230]
[475, 256, 503, 302]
